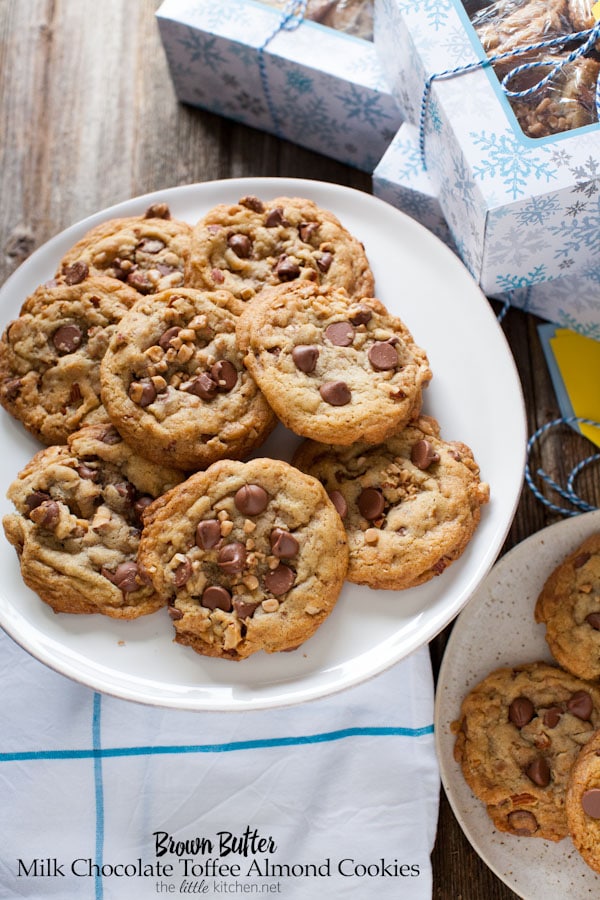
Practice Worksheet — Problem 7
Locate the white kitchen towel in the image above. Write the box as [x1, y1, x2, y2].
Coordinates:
[0, 628, 438, 900]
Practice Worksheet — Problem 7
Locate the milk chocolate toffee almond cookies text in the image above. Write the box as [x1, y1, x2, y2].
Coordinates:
[0, 277, 139, 445]
[453, 662, 600, 842]
[535, 533, 600, 681]
[58, 203, 192, 295]
[138, 458, 349, 660]
[236, 281, 432, 446]
[100, 287, 276, 470]
[186, 195, 375, 302]
[293, 415, 489, 590]
[2, 424, 184, 618]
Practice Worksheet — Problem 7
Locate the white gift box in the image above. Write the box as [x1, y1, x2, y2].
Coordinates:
[373, 122, 600, 340]
[156, 0, 402, 171]
[373, 0, 600, 334]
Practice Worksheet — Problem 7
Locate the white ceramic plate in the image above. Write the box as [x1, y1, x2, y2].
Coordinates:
[0, 177, 525, 710]
[436, 509, 600, 900]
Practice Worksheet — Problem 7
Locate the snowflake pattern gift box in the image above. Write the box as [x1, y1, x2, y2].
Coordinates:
[156, 0, 402, 172]
[373, 0, 600, 330]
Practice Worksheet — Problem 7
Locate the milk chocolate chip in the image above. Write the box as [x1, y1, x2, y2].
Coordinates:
[368, 341, 399, 371]
[328, 490, 348, 518]
[239, 196, 264, 213]
[319, 381, 351, 406]
[525, 757, 551, 787]
[158, 326, 181, 349]
[129, 379, 157, 407]
[227, 234, 252, 258]
[201, 585, 232, 612]
[270, 528, 299, 558]
[52, 324, 83, 354]
[210, 360, 237, 392]
[196, 519, 221, 550]
[358, 487, 385, 521]
[275, 255, 300, 280]
[325, 321, 354, 347]
[264, 564, 295, 596]
[29, 499, 60, 529]
[582, 788, 600, 818]
[586, 613, 600, 630]
[543, 707, 562, 728]
[292, 345, 319, 373]
[62, 261, 89, 285]
[568, 690, 594, 721]
[137, 238, 165, 254]
[299, 222, 318, 242]
[265, 207, 285, 227]
[103, 560, 141, 593]
[349, 306, 372, 326]
[174, 558, 192, 587]
[234, 484, 269, 515]
[317, 252, 333, 273]
[507, 810, 538, 835]
[217, 542, 247, 574]
[509, 696, 535, 728]
[184, 373, 218, 401]
[233, 598, 260, 619]
[411, 440, 440, 470]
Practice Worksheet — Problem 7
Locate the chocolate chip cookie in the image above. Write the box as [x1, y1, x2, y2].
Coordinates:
[100, 287, 276, 471]
[236, 282, 431, 446]
[0, 276, 139, 444]
[186, 195, 374, 303]
[566, 729, 600, 873]
[454, 662, 600, 842]
[293, 415, 489, 590]
[534, 533, 600, 681]
[137, 457, 349, 659]
[58, 202, 191, 295]
[2, 424, 184, 617]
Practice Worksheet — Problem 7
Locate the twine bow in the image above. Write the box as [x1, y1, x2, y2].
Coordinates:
[525, 417, 600, 516]
[419, 20, 600, 167]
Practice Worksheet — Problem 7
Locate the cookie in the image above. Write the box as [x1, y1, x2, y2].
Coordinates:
[58, 202, 191, 295]
[100, 287, 276, 470]
[236, 282, 431, 446]
[534, 533, 600, 681]
[293, 415, 489, 590]
[453, 662, 600, 842]
[186, 194, 374, 303]
[0, 276, 139, 444]
[2, 424, 184, 618]
[137, 457, 349, 660]
[473, 0, 569, 57]
[566, 729, 600, 873]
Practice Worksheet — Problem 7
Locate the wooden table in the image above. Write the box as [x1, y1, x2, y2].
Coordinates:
[1, 3, 599, 897]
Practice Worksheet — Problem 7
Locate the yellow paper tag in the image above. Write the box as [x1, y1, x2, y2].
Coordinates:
[549, 328, 600, 447]
[592, 0, 600, 21]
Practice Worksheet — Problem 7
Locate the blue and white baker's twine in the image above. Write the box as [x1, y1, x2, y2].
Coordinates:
[525, 417, 600, 516]
[258, 0, 308, 138]
[419, 20, 600, 166]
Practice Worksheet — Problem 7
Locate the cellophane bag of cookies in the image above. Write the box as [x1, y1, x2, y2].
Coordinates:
[258, 0, 373, 40]
[467, 0, 600, 137]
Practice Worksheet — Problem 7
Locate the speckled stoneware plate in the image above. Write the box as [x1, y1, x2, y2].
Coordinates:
[0, 177, 525, 710]
[436, 509, 600, 900]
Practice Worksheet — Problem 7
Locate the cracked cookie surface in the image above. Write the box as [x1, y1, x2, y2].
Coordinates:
[236, 282, 431, 446]
[2, 424, 184, 617]
[58, 203, 191, 295]
[0, 276, 139, 444]
[186, 195, 374, 302]
[453, 662, 600, 842]
[138, 457, 349, 659]
[535, 533, 600, 681]
[100, 287, 276, 470]
[293, 415, 489, 590]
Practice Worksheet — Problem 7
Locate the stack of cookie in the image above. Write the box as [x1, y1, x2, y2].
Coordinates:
[0, 194, 489, 660]
[454, 533, 600, 873]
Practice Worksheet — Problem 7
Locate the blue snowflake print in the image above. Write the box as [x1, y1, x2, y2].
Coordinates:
[389, 0, 452, 30]
[557, 312, 600, 341]
[177, 2, 241, 29]
[334, 83, 394, 129]
[388, 139, 424, 182]
[285, 69, 313, 95]
[550, 194, 600, 260]
[566, 199, 588, 217]
[495, 265, 549, 292]
[471, 130, 557, 199]
[550, 148, 572, 166]
[232, 91, 266, 118]
[559, 259, 574, 269]
[176, 32, 226, 68]
[570, 156, 600, 199]
[439, 25, 473, 67]
[485, 226, 547, 270]
[514, 194, 562, 227]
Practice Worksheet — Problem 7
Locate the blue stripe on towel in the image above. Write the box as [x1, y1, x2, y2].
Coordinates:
[0, 723, 434, 762]
[92, 693, 104, 900]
